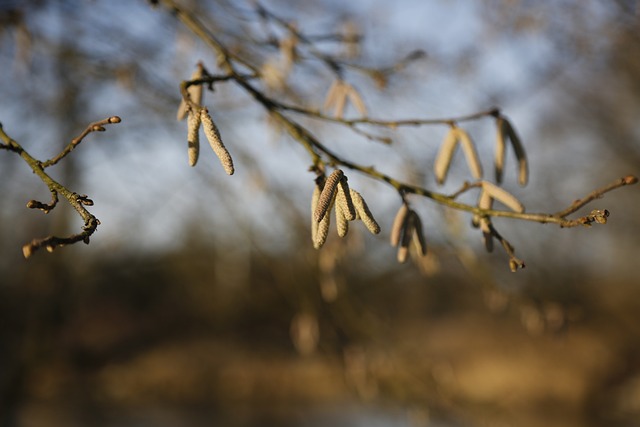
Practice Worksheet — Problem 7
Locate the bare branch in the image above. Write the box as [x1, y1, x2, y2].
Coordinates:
[40, 116, 121, 168]
[1, 118, 121, 258]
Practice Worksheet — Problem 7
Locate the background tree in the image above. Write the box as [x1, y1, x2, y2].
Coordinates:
[0, 1, 639, 427]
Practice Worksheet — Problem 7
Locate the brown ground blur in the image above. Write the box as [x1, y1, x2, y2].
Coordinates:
[2, 241, 640, 427]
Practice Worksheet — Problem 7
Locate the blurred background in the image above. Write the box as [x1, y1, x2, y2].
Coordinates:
[0, 0, 639, 426]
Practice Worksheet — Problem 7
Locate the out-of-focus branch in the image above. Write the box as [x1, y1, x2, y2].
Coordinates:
[161, 0, 637, 270]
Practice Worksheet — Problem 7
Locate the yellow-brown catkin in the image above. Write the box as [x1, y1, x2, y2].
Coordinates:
[314, 170, 343, 223]
[311, 184, 321, 244]
[335, 204, 349, 237]
[314, 204, 331, 249]
[201, 108, 234, 175]
[350, 189, 380, 234]
[336, 177, 356, 221]
[187, 111, 201, 166]
[390, 203, 409, 247]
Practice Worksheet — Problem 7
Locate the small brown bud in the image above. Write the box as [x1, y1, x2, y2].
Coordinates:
[590, 209, 610, 224]
[509, 258, 525, 272]
[22, 243, 34, 259]
[78, 195, 94, 206]
[92, 125, 106, 132]
[623, 175, 638, 185]
[108, 116, 122, 123]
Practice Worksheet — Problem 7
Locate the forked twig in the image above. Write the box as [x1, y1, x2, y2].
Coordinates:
[0, 117, 121, 258]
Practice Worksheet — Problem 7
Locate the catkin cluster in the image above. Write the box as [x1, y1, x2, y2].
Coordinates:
[432, 115, 529, 265]
[390, 204, 427, 263]
[323, 79, 367, 119]
[178, 64, 234, 175]
[433, 115, 528, 187]
[311, 169, 380, 249]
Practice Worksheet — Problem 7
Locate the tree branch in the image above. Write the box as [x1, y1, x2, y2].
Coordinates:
[160, 0, 637, 269]
[0, 118, 120, 258]
[40, 116, 121, 168]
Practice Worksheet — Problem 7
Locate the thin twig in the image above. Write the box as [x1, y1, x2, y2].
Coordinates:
[488, 222, 525, 272]
[554, 175, 638, 217]
[1, 120, 118, 258]
[41, 116, 121, 168]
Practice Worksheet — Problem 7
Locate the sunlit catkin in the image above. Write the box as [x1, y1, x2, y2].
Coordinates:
[311, 184, 321, 244]
[314, 169, 343, 222]
[434, 127, 459, 185]
[350, 189, 380, 235]
[335, 204, 349, 237]
[411, 211, 427, 256]
[456, 127, 483, 180]
[187, 110, 201, 166]
[481, 180, 524, 213]
[346, 84, 367, 117]
[390, 203, 409, 247]
[336, 177, 356, 221]
[201, 108, 234, 175]
[314, 200, 332, 249]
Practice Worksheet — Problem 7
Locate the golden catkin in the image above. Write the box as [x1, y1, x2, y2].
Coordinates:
[22, 243, 34, 259]
[350, 189, 380, 235]
[346, 84, 367, 117]
[314, 169, 343, 223]
[324, 79, 367, 119]
[390, 203, 409, 247]
[310, 184, 321, 244]
[336, 177, 356, 221]
[410, 211, 427, 256]
[314, 201, 332, 249]
[187, 110, 201, 167]
[397, 246, 409, 264]
[456, 127, 483, 180]
[472, 188, 493, 227]
[481, 180, 525, 213]
[335, 203, 349, 237]
[201, 108, 234, 175]
[434, 127, 459, 185]
[323, 79, 340, 112]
